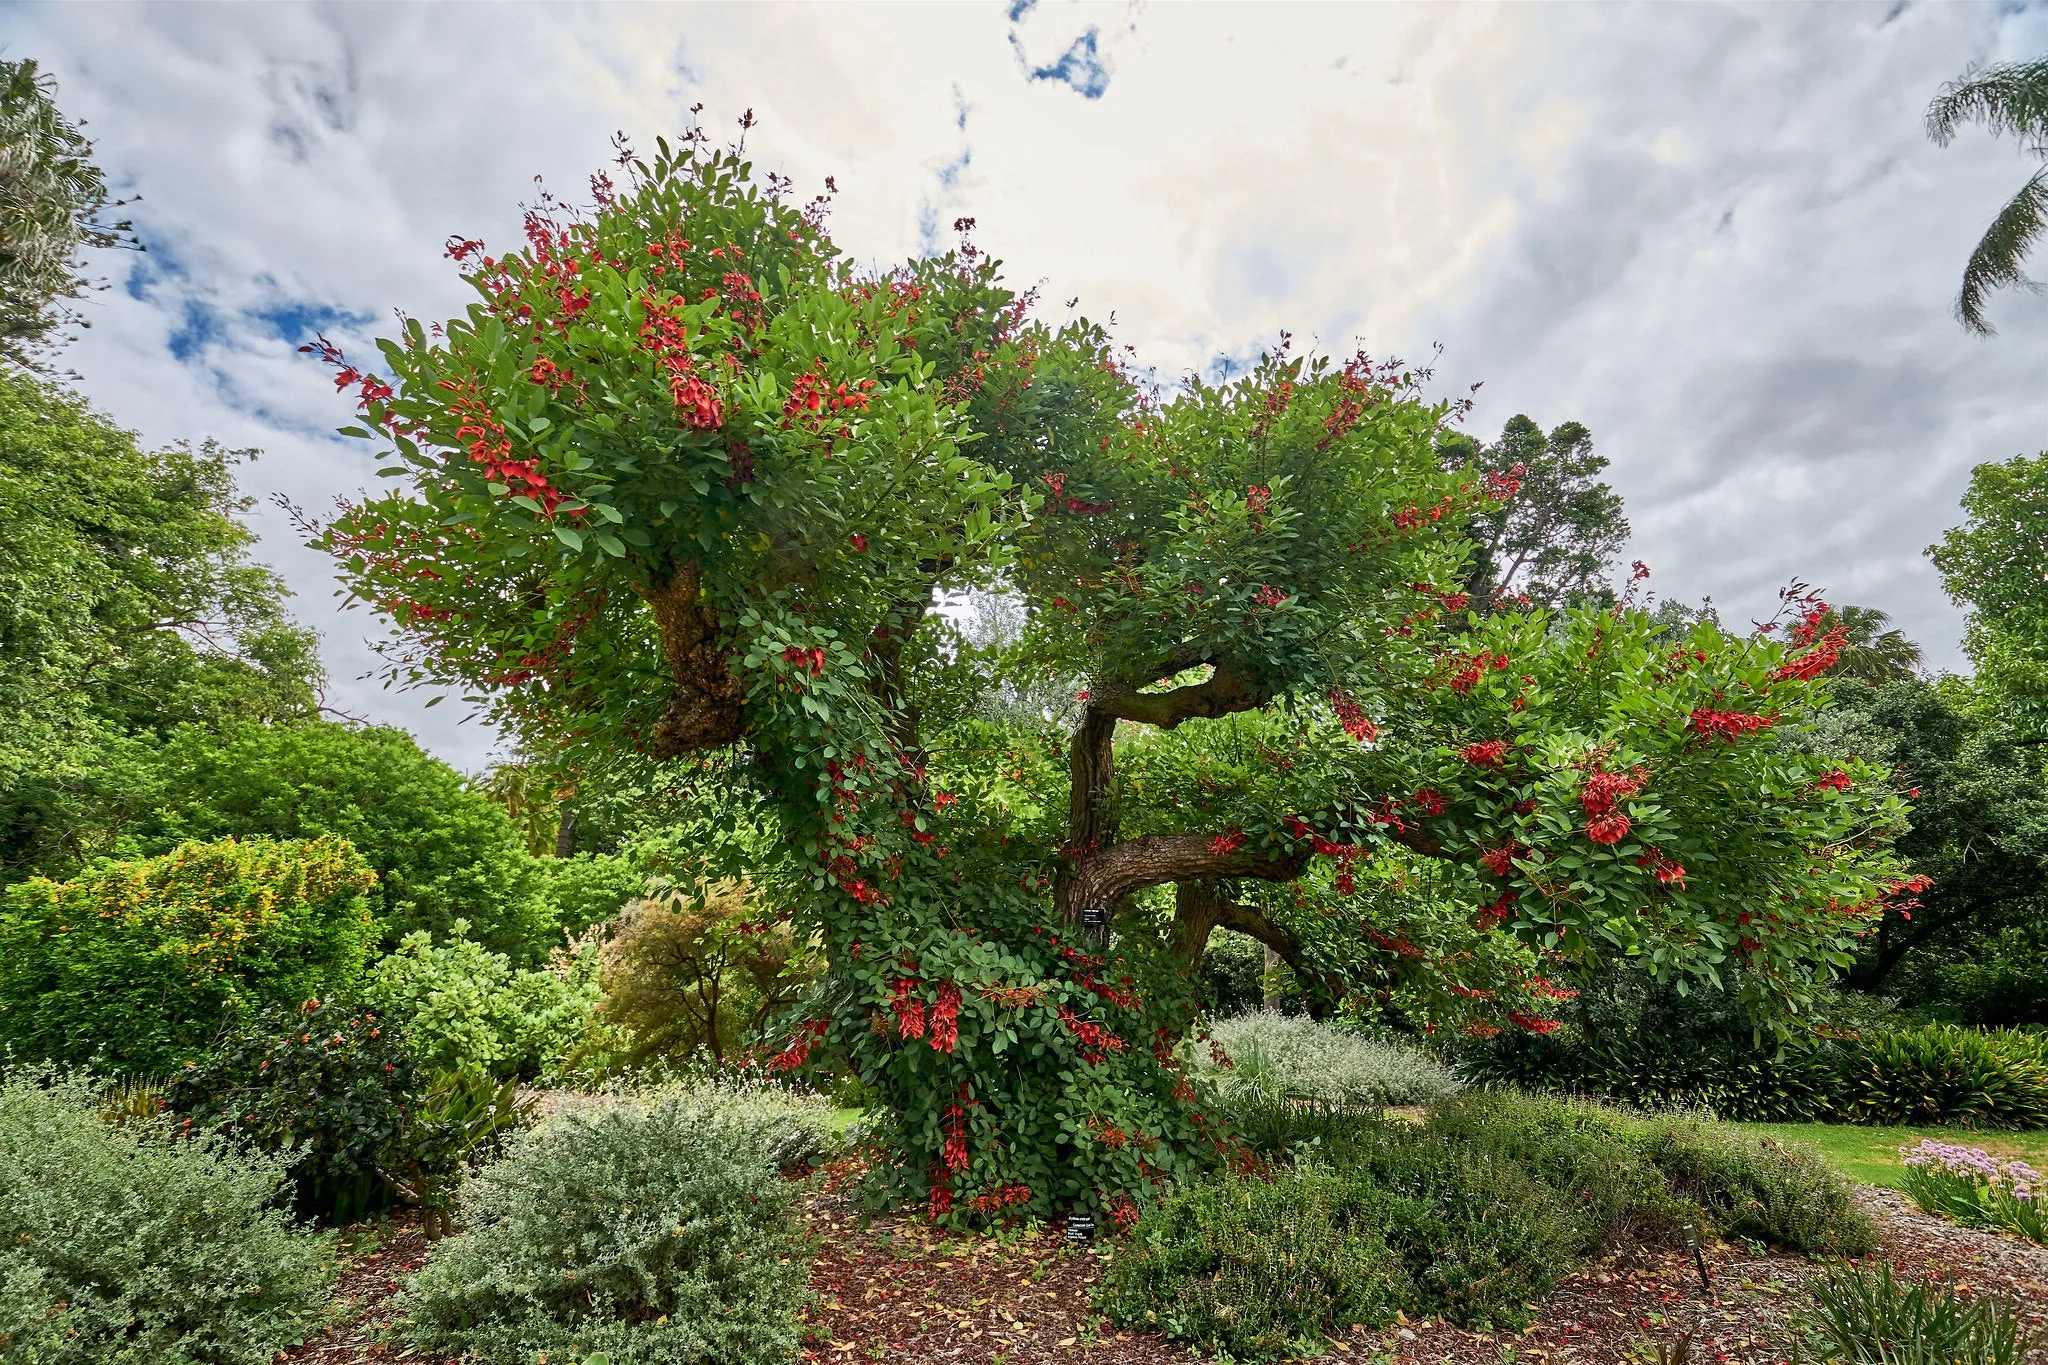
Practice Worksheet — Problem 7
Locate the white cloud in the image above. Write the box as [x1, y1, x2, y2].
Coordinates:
[12, 0, 2047, 768]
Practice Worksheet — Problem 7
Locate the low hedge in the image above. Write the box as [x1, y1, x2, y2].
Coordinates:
[1454, 1022, 2048, 1129]
[1101, 1091, 1873, 1363]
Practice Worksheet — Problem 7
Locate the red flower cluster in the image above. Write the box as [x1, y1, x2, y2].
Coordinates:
[1409, 789, 1447, 817]
[1253, 584, 1288, 609]
[1509, 1012, 1562, 1035]
[1057, 1008, 1126, 1064]
[967, 1183, 1031, 1216]
[1206, 830, 1246, 856]
[1814, 769, 1854, 792]
[1460, 740, 1508, 767]
[928, 982, 961, 1054]
[1476, 887, 1516, 930]
[1690, 708, 1774, 742]
[783, 367, 874, 425]
[1479, 842, 1522, 877]
[891, 978, 926, 1040]
[1585, 813, 1632, 846]
[1484, 462, 1526, 501]
[1107, 1194, 1141, 1232]
[1579, 768, 1644, 817]
[1088, 1116, 1130, 1149]
[636, 293, 725, 430]
[1326, 689, 1380, 743]
[782, 645, 827, 676]
[1634, 847, 1686, 888]
[766, 1017, 828, 1072]
[942, 1103, 969, 1173]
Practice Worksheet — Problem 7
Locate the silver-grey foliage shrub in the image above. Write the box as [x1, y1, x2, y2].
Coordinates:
[0, 1070, 332, 1364]
[398, 1088, 810, 1365]
[1200, 1011, 1461, 1106]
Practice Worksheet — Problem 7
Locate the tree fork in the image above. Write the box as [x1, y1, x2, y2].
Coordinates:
[635, 561, 746, 759]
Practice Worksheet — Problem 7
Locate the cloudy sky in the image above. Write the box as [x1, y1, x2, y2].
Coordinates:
[11, 0, 2048, 771]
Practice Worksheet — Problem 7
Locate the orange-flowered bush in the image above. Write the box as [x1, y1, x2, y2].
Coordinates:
[0, 835, 377, 1072]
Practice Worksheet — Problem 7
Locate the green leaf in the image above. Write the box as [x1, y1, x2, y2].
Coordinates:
[553, 527, 584, 551]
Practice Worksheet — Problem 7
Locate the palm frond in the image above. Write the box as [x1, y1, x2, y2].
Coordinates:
[1957, 168, 2048, 335]
[1927, 56, 2048, 149]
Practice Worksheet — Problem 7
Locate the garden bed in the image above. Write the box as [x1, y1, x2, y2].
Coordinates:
[795, 1180, 2048, 1365]
[277, 1154, 2048, 1365]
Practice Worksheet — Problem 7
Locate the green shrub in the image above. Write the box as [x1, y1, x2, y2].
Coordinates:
[1458, 1022, 2048, 1129]
[1200, 1011, 1461, 1107]
[641, 1078, 842, 1173]
[1421, 1092, 1690, 1244]
[1099, 1169, 1409, 1361]
[397, 1090, 809, 1365]
[165, 996, 485, 1221]
[1422, 1092, 1873, 1255]
[1106, 1090, 1878, 1361]
[0, 1069, 332, 1363]
[596, 880, 821, 1073]
[1343, 1129, 1588, 1328]
[362, 924, 599, 1081]
[135, 721, 551, 960]
[1220, 1091, 1387, 1159]
[1643, 1119, 1876, 1254]
[1841, 1027, 2048, 1129]
[0, 836, 377, 1073]
[1795, 1261, 2034, 1365]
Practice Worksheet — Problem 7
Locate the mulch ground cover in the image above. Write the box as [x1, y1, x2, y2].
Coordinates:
[281, 1174, 2048, 1364]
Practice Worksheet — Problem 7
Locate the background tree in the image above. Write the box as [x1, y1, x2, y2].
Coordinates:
[1927, 53, 2048, 335]
[0, 370, 321, 878]
[1928, 451, 2048, 732]
[1810, 604, 1924, 685]
[1436, 414, 1629, 610]
[131, 720, 555, 960]
[1823, 676, 2048, 1021]
[310, 131, 1909, 1223]
[0, 58, 140, 371]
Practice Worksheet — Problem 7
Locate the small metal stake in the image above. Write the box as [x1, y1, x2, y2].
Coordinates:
[1683, 1223, 1712, 1293]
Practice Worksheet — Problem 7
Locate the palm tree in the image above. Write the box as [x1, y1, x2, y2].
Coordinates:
[1926, 55, 2048, 335]
[1827, 604, 1925, 685]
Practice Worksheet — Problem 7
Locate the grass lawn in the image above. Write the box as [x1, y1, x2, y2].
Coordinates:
[1737, 1121, 2048, 1187]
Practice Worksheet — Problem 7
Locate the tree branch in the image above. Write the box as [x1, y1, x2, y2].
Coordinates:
[1170, 881, 1336, 1020]
[1089, 663, 1270, 730]
[1069, 834, 1311, 911]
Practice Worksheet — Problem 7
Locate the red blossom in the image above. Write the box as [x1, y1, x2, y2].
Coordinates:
[1585, 813, 1632, 845]
[928, 982, 961, 1054]
[1579, 768, 1645, 817]
[1326, 689, 1380, 743]
[1690, 708, 1774, 742]
[1206, 830, 1246, 856]
[1460, 740, 1508, 767]
[1409, 789, 1447, 817]
[1508, 1012, 1562, 1035]
[891, 979, 927, 1040]
[1814, 769, 1854, 792]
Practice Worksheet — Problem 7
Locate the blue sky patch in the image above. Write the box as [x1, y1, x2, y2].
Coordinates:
[1014, 28, 1111, 100]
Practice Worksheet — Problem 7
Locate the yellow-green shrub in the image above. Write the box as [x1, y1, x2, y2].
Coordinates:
[0, 837, 376, 1073]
